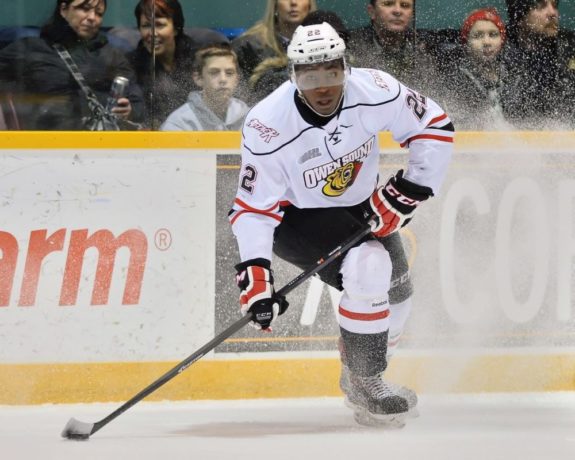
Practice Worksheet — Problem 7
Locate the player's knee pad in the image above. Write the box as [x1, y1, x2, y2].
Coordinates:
[338, 241, 392, 334]
[340, 240, 392, 300]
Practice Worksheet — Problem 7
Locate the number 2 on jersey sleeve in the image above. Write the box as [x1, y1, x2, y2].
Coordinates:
[405, 89, 428, 121]
[240, 164, 258, 194]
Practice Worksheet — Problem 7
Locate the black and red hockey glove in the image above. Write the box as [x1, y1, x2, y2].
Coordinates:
[369, 170, 433, 238]
[235, 258, 289, 331]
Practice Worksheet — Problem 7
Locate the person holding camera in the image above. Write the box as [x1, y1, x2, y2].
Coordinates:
[0, 0, 144, 130]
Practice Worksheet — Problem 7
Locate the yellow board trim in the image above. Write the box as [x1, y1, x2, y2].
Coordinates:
[0, 131, 242, 150]
[1, 355, 574, 405]
[0, 131, 397, 150]
[1, 131, 575, 151]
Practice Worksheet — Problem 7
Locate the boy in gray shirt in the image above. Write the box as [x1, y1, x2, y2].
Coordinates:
[161, 43, 249, 131]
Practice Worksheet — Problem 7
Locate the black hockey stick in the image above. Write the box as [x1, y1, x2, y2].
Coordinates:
[61, 220, 374, 440]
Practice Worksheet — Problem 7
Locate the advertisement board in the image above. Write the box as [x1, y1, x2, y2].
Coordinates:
[0, 149, 216, 363]
[0, 132, 574, 403]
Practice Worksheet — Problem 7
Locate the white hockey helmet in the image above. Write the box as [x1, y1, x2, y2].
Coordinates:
[287, 22, 348, 99]
[287, 22, 346, 66]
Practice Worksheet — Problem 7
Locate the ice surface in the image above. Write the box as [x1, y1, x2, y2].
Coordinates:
[2, 393, 575, 460]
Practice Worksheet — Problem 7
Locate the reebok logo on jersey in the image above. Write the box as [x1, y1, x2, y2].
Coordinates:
[247, 119, 279, 143]
[303, 136, 375, 197]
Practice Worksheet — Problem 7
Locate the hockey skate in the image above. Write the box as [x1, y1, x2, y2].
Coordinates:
[339, 365, 409, 427]
[340, 365, 418, 426]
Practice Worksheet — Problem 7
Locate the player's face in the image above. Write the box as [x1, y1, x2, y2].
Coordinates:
[522, 0, 559, 38]
[139, 15, 177, 59]
[467, 20, 503, 63]
[60, 0, 105, 40]
[276, 0, 312, 27]
[368, 0, 414, 34]
[195, 56, 239, 107]
[296, 61, 345, 115]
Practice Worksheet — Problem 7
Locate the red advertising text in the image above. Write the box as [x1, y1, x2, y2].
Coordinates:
[0, 229, 148, 307]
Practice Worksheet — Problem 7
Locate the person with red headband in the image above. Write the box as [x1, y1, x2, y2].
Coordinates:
[439, 7, 512, 130]
[501, 0, 575, 128]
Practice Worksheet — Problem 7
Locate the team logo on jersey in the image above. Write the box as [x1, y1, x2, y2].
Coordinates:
[302, 136, 375, 197]
[323, 161, 363, 197]
[247, 119, 279, 143]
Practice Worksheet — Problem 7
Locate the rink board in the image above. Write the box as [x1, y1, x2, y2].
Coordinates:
[1, 354, 574, 405]
[1, 131, 575, 404]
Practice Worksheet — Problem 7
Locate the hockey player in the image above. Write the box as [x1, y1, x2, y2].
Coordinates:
[229, 22, 453, 426]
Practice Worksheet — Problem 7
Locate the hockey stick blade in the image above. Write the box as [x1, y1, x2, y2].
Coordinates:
[61, 417, 95, 440]
[60, 220, 372, 440]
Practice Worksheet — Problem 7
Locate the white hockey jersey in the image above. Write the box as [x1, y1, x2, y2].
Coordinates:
[230, 68, 454, 262]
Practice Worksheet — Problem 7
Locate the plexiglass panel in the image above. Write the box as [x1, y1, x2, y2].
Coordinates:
[0, 0, 573, 130]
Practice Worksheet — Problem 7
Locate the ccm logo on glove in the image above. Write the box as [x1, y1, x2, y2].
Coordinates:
[383, 182, 423, 206]
[235, 258, 289, 331]
[369, 170, 433, 238]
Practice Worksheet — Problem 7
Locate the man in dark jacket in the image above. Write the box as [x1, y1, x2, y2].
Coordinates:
[502, 0, 575, 128]
[347, 0, 439, 96]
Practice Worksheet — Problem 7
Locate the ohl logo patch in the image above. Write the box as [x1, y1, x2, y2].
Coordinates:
[322, 161, 363, 197]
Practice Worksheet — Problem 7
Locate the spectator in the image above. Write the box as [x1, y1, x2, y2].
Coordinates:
[0, 0, 144, 130]
[160, 44, 249, 131]
[348, 0, 439, 95]
[128, 0, 228, 130]
[248, 54, 290, 103]
[502, 0, 575, 128]
[440, 8, 512, 130]
[232, 0, 317, 102]
[249, 9, 350, 104]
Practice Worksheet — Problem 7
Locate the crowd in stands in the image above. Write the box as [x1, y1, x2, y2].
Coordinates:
[0, 0, 573, 131]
